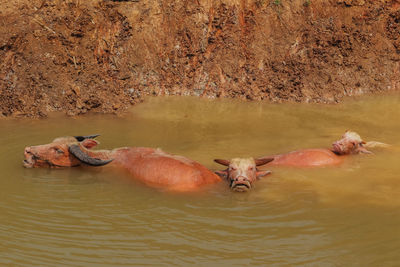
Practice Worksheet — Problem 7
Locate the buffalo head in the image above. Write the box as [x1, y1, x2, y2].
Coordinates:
[23, 135, 113, 168]
[214, 157, 274, 192]
[331, 131, 372, 155]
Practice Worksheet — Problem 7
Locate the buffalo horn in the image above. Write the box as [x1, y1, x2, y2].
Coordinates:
[214, 159, 230, 166]
[254, 157, 274, 166]
[74, 134, 100, 142]
[68, 144, 113, 166]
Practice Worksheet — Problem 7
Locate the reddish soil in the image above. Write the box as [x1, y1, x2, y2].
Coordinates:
[1, 0, 400, 118]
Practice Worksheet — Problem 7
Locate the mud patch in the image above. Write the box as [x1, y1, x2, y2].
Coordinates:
[1, 0, 400, 118]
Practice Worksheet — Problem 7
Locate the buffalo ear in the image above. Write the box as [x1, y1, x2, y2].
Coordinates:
[215, 170, 228, 179]
[214, 159, 230, 166]
[81, 139, 99, 149]
[256, 170, 271, 179]
[254, 157, 274, 166]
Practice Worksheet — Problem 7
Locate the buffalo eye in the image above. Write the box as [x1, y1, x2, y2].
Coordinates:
[229, 167, 237, 171]
[53, 147, 64, 154]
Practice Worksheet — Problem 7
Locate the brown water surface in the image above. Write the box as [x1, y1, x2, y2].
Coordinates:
[1, 95, 399, 266]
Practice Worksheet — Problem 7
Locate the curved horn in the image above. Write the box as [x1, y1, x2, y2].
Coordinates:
[254, 157, 274, 166]
[214, 159, 230, 166]
[74, 134, 100, 142]
[68, 144, 113, 166]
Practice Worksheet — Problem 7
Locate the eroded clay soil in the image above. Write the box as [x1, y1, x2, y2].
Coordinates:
[1, 0, 400, 117]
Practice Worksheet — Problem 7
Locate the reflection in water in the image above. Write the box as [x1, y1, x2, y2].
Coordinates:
[0, 94, 399, 265]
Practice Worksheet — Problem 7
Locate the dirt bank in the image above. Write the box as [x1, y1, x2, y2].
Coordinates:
[1, 0, 400, 118]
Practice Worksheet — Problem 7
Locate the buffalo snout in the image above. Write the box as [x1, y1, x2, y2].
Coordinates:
[23, 146, 37, 168]
[332, 141, 343, 153]
[230, 176, 252, 192]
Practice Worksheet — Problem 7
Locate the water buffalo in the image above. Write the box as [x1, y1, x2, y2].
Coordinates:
[262, 131, 388, 167]
[23, 135, 221, 192]
[214, 157, 274, 192]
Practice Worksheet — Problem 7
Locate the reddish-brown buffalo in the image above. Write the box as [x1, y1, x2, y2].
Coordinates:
[262, 131, 388, 168]
[23, 135, 221, 192]
[268, 149, 342, 167]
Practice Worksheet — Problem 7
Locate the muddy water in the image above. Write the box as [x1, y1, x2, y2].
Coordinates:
[1, 95, 399, 266]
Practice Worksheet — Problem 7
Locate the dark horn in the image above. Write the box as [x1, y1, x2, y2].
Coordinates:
[254, 157, 274, 166]
[69, 144, 113, 166]
[74, 134, 100, 142]
[214, 159, 231, 166]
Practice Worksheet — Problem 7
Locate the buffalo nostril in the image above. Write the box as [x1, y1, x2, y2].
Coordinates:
[235, 177, 247, 182]
[25, 147, 33, 155]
